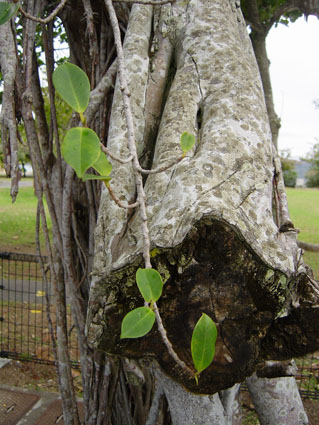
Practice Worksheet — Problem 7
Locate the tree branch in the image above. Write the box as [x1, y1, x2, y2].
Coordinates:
[0, 19, 19, 201]
[153, 302, 194, 378]
[242, 0, 264, 34]
[101, 144, 133, 164]
[107, 184, 140, 209]
[86, 60, 118, 125]
[104, 0, 152, 268]
[113, 0, 174, 4]
[146, 381, 164, 425]
[81, 0, 99, 78]
[42, 23, 63, 189]
[19, 0, 68, 24]
[297, 240, 319, 252]
[137, 155, 185, 175]
[268, 0, 319, 32]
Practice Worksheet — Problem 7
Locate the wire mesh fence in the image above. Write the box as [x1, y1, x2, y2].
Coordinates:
[0, 251, 319, 398]
[295, 353, 319, 399]
[0, 252, 80, 367]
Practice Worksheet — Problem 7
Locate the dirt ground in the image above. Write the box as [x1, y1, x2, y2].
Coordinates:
[0, 360, 82, 395]
[0, 360, 318, 424]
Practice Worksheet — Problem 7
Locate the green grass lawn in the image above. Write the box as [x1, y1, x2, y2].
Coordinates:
[286, 188, 319, 279]
[0, 183, 50, 253]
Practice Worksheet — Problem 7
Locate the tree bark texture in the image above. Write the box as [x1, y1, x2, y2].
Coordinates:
[87, 0, 319, 395]
[153, 366, 242, 425]
[0, 0, 19, 200]
[1, 0, 318, 423]
[246, 373, 309, 425]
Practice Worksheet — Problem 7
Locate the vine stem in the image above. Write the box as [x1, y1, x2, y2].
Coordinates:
[19, 0, 68, 24]
[101, 143, 185, 174]
[153, 302, 194, 378]
[137, 154, 185, 175]
[106, 183, 140, 209]
[101, 144, 133, 164]
[105, 0, 194, 377]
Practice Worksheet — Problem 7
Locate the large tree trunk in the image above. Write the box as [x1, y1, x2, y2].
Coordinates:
[87, 0, 319, 399]
[1, 0, 318, 424]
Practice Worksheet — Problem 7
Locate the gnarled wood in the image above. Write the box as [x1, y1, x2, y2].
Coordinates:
[88, 0, 319, 395]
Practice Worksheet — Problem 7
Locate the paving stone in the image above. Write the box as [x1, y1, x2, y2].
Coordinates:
[0, 388, 39, 425]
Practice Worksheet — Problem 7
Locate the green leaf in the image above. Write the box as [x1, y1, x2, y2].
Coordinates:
[92, 150, 112, 176]
[191, 313, 217, 374]
[121, 307, 155, 339]
[136, 268, 163, 303]
[180, 132, 196, 154]
[62, 127, 100, 178]
[52, 63, 90, 113]
[82, 173, 111, 183]
[0, 2, 20, 25]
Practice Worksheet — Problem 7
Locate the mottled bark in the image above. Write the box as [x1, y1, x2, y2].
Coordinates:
[246, 374, 308, 425]
[88, 0, 318, 397]
[157, 367, 229, 425]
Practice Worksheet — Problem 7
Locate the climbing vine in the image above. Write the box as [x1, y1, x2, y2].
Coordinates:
[52, 61, 217, 381]
[0, 0, 217, 383]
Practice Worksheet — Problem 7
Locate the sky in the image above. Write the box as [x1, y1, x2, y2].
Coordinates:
[267, 16, 319, 159]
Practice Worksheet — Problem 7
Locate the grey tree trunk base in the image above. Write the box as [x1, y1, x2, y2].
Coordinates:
[246, 374, 309, 425]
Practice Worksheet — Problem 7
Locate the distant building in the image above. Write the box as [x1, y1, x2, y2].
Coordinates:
[294, 161, 311, 187]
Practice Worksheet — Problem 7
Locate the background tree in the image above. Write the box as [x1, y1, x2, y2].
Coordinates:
[305, 142, 319, 187]
[1, 1, 319, 425]
[241, 0, 319, 148]
[280, 149, 297, 187]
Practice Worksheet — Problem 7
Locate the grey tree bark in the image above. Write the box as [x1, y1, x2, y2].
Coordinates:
[0, 0, 19, 200]
[1, 0, 318, 424]
[246, 373, 308, 425]
[88, 0, 316, 423]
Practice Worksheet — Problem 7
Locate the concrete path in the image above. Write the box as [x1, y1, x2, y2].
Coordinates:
[0, 359, 60, 425]
[0, 278, 52, 303]
[0, 383, 60, 425]
[0, 178, 34, 189]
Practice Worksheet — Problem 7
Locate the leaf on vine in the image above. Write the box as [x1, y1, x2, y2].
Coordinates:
[180, 132, 196, 154]
[191, 313, 217, 375]
[136, 268, 163, 303]
[92, 150, 112, 176]
[121, 307, 155, 339]
[62, 127, 100, 178]
[52, 63, 90, 113]
[0, 2, 20, 25]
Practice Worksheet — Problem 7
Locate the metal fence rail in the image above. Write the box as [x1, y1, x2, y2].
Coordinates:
[0, 252, 79, 367]
[0, 252, 318, 398]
